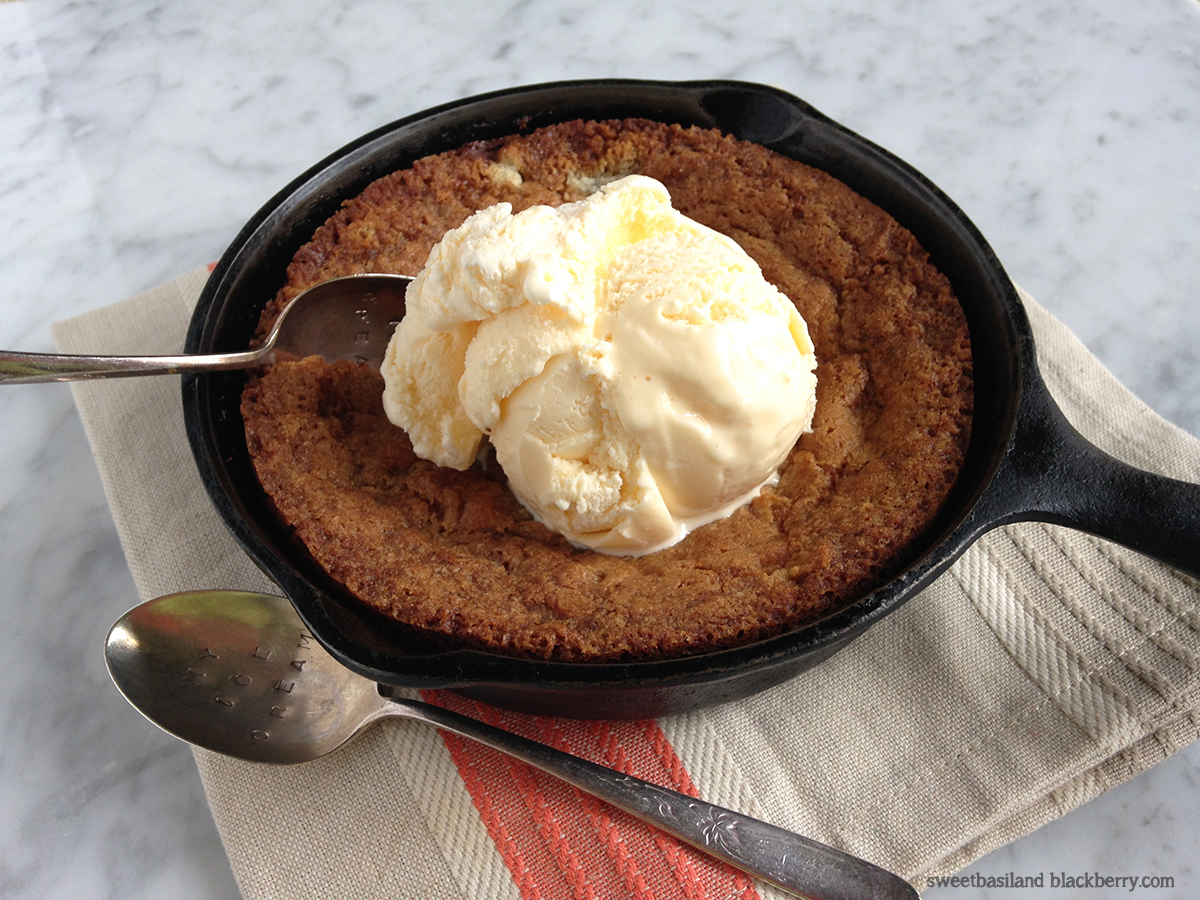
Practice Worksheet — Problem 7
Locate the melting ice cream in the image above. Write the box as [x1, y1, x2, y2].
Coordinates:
[381, 175, 817, 554]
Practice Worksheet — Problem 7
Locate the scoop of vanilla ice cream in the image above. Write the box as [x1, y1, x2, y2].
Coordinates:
[381, 174, 817, 555]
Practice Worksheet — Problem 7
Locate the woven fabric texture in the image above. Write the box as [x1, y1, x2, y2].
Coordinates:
[53, 270, 1200, 899]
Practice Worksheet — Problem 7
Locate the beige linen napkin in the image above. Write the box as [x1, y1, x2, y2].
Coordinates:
[55, 269, 1200, 898]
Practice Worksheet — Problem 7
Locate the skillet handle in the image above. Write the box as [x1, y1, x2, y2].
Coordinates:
[984, 376, 1200, 579]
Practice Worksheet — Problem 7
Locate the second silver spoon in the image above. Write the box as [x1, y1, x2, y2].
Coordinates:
[105, 589, 919, 900]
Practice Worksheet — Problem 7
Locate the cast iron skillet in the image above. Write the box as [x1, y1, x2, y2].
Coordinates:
[183, 79, 1200, 720]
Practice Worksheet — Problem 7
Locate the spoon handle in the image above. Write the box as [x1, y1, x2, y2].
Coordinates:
[0, 348, 270, 384]
[388, 696, 918, 900]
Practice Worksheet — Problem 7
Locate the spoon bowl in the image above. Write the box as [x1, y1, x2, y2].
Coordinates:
[105, 590, 384, 763]
[105, 589, 919, 900]
[0, 273, 411, 384]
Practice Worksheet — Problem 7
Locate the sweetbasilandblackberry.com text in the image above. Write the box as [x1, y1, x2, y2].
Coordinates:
[926, 871, 1175, 891]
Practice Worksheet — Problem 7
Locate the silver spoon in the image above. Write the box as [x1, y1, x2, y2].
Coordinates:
[105, 589, 919, 900]
[0, 273, 411, 384]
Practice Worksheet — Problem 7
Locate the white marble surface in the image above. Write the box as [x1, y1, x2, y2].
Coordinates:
[1, 1, 1197, 897]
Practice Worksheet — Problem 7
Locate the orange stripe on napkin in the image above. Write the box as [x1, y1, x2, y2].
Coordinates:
[423, 690, 761, 900]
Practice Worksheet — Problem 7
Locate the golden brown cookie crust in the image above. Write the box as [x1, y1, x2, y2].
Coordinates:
[241, 119, 973, 661]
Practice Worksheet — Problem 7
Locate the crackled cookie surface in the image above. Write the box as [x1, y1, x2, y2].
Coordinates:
[241, 119, 973, 661]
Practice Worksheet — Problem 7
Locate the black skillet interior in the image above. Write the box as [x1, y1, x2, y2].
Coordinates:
[184, 79, 1198, 720]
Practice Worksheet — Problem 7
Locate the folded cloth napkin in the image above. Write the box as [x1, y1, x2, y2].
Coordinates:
[54, 269, 1200, 899]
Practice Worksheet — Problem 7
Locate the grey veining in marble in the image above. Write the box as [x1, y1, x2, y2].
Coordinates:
[2, 1, 1198, 898]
